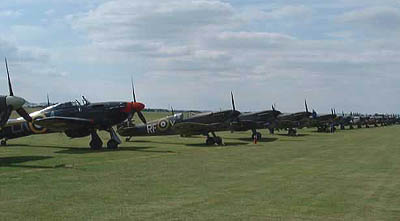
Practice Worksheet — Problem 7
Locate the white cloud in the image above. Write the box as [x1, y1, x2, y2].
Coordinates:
[45, 9, 55, 16]
[264, 5, 313, 20]
[61, 0, 400, 112]
[337, 6, 400, 35]
[0, 0, 397, 112]
[0, 9, 22, 17]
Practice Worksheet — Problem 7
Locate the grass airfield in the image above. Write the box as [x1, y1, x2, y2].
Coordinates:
[1, 112, 400, 220]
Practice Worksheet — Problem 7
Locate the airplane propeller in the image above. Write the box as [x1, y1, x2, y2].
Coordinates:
[231, 91, 236, 112]
[127, 77, 146, 125]
[305, 99, 309, 113]
[0, 58, 32, 126]
[47, 93, 50, 107]
[229, 91, 240, 132]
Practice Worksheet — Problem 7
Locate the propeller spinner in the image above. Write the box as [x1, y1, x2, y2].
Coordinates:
[126, 77, 146, 124]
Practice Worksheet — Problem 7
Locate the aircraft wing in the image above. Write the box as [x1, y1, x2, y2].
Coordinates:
[172, 122, 223, 135]
[230, 120, 259, 129]
[33, 117, 94, 131]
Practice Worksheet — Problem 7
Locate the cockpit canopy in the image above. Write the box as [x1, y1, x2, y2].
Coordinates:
[172, 113, 184, 121]
[52, 101, 81, 110]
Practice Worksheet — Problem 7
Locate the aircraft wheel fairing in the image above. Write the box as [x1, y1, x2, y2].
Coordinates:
[90, 131, 103, 150]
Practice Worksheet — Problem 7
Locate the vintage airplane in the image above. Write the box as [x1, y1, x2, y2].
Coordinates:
[0, 58, 32, 126]
[117, 92, 241, 145]
[335, 112, 354, 130]
[266, 100, 313, 136]
[307, 109, 338, 132]
[230, 106, 281, 140]
[0, 83, 146, 149]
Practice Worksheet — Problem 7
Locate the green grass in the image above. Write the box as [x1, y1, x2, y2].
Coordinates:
[1, 112, 400, 220]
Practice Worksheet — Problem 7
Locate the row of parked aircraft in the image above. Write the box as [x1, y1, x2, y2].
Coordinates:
[1, 59, 399, 149]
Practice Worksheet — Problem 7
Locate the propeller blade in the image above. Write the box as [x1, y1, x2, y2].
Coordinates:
[171, 106, 175, 115]
[272, 104, 275, 111]
[305, 99, 309, 113]
[47, 93, 50, 106]
[127, 111, 135, 126]
[131, 76, 136, 103]
[5, 57, 14, 96]
[137, 111, 147, 124]
[231, 91, 236, 111]
[16, 108, 32, 122]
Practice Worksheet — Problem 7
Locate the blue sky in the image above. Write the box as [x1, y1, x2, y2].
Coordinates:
[0, 0, 399, 113]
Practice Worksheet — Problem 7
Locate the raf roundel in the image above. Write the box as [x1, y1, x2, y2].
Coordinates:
[157, 119, 170, 132]
[28, 115, 48, 134]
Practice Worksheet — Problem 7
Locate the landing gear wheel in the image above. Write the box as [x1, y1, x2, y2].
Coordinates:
[214, 136, 223, 145]
[1, 140, 6, 146]
[90, 139, 103, 150]
[252, 132, 262, 140]
[206, 137, 215, 145]
[288, 128, 297, 136]
[107, 140, 119, 150]
[125, 137, 131, 142]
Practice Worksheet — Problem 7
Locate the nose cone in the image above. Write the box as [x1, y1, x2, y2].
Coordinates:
[6, 96, 25, 109]
[132, 102, 145, 112]
[121, 102, 145, 113]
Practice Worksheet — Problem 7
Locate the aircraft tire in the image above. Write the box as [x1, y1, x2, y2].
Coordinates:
[206, 137, 215, 145]
[214, 136, 223, 145]
[90, 139, 103, 150]
[107, 140, 119, 150]
[1, 140, 6, 146]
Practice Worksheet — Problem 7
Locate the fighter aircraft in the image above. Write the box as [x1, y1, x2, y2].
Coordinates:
[0, 85, 146, 150]
[0, 58, 32, 126]
[266, 100, 313, 136]
[117, 92, 241, 145]
[230, 106, 281, 140]
[336, 112, 354, 130]
[307, 109, 337, 132]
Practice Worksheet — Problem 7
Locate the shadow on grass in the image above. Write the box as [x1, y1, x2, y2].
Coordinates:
[186, 142, 249, 147]
[56, 146, 175, 154]
[276, 133, 310, 137]
[128, 140, 187, 146]
[235, 137, 278, 143]
[0, 156, 55, 169]
[7, 144, 175, 154]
